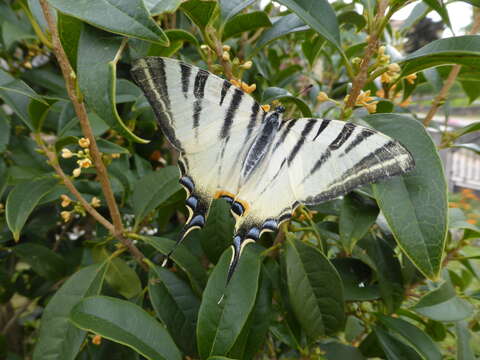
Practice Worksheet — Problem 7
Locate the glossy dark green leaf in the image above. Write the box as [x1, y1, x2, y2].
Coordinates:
[0, 110, 10, 153]
[358, 235, 404, 313]
[0, 69, 46, 104]
[452, 121, 480, 139]
[1, 20, 35, 48]
[253, 13, 307, 56]
[374, 327, 423, 360]
[378, 316, 441, 360]
[96, 139, 129, 155]
[456, 321, 475, 360]
[14, 243, 68, 280]
[70, 296, 181, 360]
[332, 258, 380, 301]
[180, 0, 218, 30]
[141, 236, 207, 294]
[276, 0, 341, 49]
[460, 80, 480, 103]
[149, 265, 200, 356]
[77, 25, 148, 143]
[199, 199, 235, 264]
[400, 35, 480, 76]
[285, 236, 345, 338]
[262, 87, 312, 117]
[339, 193, 378, 253]
[364, 114, 447, 278]
[92, 247, 142, 299]
[6, 177, 57, 241]
[412, 278, 473, 322]
[228, 267, 273, 359]
[132, 166, 181, 227]
[46, 0, 168, 45]
[223, 11, 272, 40]
[197, 246, 261, 359]
[320, 340, 365, 360]
[33, 264, 107, 360]
[219, 0, 254, 24]
[57, 13, 83, 70]
[302, 36, 325, 66]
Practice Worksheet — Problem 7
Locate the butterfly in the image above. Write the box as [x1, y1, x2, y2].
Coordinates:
[131, 57, 415, 284]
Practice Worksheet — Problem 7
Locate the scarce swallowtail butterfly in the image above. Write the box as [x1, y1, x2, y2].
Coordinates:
[131, 57, 415, 285]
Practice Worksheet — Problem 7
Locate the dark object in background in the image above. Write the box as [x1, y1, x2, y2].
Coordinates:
[405, 18, 445, 53]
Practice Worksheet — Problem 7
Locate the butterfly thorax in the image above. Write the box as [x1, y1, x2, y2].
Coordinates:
[240, 111, 282, 183]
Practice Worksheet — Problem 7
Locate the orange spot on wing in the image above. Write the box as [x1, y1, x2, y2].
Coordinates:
[214, 190, 236, 200]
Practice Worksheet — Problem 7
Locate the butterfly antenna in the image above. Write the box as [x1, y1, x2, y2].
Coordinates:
[296, 84, 313, 97]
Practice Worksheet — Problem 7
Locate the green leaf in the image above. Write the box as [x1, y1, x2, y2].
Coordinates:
[339, 193, 378, 254]
[6, 177, 57, 241]
[302, 35, 325, 66]
[97, 139, 130, 155]
[146, 0, 182, 15]
[357, 235, 404, 313]
[92, 247, 142, 299]
[332, 258, 380, 301]
[70, 296, 181, 360]
[148, 265, 200, 356]
[196, 246, 261, 359]
[140, 236, 207, 294]
[285, 236, 345, 338]
[0, 110, 10, 153]
[337, 11, 366, 32]
[364, 114, 447, 278]
[147, 29, 198, 57]
[411, 279, 473, 322]
[378, 316, 442, 360]
[400, 35, 480, 76]
[452, 121, 480, 139]
[14, 243, 68, 281]
[460, 80, 480, 104]
[180, 0, 218, 30]
[223, 11, 272, 40]
[275, 0, 341, 49]
[219, 0, 255, 24]
[77, 25, 148, 143]
[0, 69, 46, 104]
[1, 20, 35, 48]
[400, 2, 429, 32]
[46, 0, 169, 45]
[253, 13, 307, 56]
[57, 13, 83, 70]
[228, 267, 273, 359]
[33, 264, 107, 360]
[320, 340, 366, 360]
[374, 327, 423, 360]
[199, 199, 235, 264]
[422, 0, 451, 30]
[132, 166, 181, 227]
[456, 321, 475, 360]
[262, 87, 312, 117]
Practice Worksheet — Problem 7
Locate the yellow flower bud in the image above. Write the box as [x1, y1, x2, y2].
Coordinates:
[406, 73, 417, 85]
[381, 73, 392, 83]
[60, 211, 71, 222]
[60, 194, 71, 208]
[61, 148, 73, 159]
[73, 168, 81, 177]
[78, 158, 92, 168]
[379, 55, 390, 63]
[242, 60, 253, 69]
[365, 102, 377, 113]
[78, 137, 90, 148]
[222, 45, 231, 52]
[241, 83, 256, 94]
[111, 153, 121, 159]
[388, 63, 401, 72]
[91, 196, 101, 208]
[352, 57, 362, 65]
[230, 78, 241, 88]
[222, 51, 230, 61]
[92, 335, 102, 345]
[317, 91, 329, 102]
[378, 45, 386, 55]
[200, 44, 209, 51]
[261, 104, 271, 112]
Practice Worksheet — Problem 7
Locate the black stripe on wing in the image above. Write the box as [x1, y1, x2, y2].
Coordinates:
[180, 63, 191, 99]
[220, 88, 244, 139]
[193, 69, 209, 138]
[287, 118, 316, 165]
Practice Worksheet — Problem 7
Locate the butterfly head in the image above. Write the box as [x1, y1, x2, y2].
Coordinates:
[275, 106, 285, 114]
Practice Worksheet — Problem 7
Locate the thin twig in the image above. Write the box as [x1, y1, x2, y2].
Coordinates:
[39, 0, 148, 270]
[423, 11, 480, 127]
[342, 0, 389, 118]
